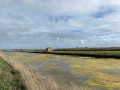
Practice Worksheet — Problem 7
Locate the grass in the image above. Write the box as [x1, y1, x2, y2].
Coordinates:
[0, 58, 25, 90]
[0, 54, 58, 90]
[54, 51, 120, 55]
[46, 51, 120, 58]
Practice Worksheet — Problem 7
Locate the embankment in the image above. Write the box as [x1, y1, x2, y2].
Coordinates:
[33, 51, 120, 59]
[0, 58, 25, 89]
[0, 54, 57, 90]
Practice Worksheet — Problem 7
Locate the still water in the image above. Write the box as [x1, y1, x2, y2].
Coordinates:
[4, 52, 120, 90]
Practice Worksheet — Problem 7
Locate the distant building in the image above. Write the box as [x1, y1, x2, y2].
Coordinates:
[46, 47, 53, 52]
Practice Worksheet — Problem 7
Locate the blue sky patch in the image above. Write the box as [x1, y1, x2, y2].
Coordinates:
[92, 7, 115, 18]
[97, 33, 109, 37]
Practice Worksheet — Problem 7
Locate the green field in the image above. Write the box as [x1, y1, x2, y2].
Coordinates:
[0, 58, 25, 90]
[47, 51, 120, 58]
[54, 51, 120, 56]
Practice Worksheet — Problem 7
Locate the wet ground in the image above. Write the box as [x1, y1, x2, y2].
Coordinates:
[4, 52, 120, 90]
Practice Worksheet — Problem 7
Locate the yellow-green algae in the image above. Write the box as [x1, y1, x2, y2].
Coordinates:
[0, 51, 5, 55]
[64, 57, 120, 89]
[5, 53, 25, 60]
[63, 58, 86, 64]
[4, 52, 60, 71]
[88, 72, 120, 89]
[50, 63, 57, 65]
[6, 53, 53, 63]
[44, 65, 60, 71]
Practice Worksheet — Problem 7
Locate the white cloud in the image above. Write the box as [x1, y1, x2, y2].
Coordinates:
[20, 0, 37, 4]
[0, 0, 120, 49]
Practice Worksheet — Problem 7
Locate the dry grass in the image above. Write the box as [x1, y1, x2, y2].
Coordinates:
[0, 54, 58, 90]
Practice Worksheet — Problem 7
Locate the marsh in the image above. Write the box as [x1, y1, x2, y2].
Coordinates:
[4, 52, 120, 90]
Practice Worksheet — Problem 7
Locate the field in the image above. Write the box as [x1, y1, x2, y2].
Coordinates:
[0, 58, 25, 90]
[54, 47, 120, 51]
[54, 51, 120, 56]
[35, 50, 120, 59]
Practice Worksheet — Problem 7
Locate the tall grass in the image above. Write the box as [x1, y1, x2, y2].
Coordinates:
[0, 58, 25, 90]
[0, 54, 57, 90]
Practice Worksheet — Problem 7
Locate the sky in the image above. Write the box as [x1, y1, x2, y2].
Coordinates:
[0, 0, 120, 49]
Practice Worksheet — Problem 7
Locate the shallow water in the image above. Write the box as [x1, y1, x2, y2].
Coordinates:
[4, 52, 120, 90]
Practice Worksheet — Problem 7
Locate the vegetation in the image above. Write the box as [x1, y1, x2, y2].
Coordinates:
[54, 47, 120, 51]
[0, 54, 57, 90]
[0, 58, 25, 90]
[54, 51, 120, 56]
[47, 51, 120, 58]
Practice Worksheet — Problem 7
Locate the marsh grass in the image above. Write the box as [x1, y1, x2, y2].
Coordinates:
[0, 54, 58, 90]
[0, 58, 25, 90]
[54, 51, 120, 56]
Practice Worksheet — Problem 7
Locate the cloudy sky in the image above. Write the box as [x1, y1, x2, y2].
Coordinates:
[0, 0, 120, 49]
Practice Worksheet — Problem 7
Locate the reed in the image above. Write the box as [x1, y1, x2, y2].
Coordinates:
[0, 54, 57, 90]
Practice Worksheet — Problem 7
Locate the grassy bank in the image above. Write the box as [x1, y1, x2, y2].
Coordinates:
[0, 58, 25, 90]
[41, 51, 120, 59]
[54, 47, 120, 51]
[55, 51, 120, 56]
[0, 54, 57, 90]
